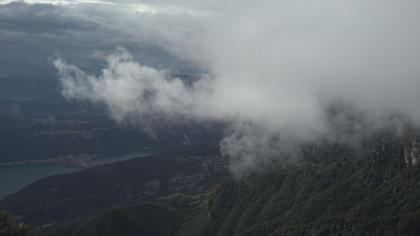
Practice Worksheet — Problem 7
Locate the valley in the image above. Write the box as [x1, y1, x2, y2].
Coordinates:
[3, 130, 420, 235]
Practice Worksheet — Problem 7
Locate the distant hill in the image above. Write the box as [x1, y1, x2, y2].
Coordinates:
[0, 110, 223, 162]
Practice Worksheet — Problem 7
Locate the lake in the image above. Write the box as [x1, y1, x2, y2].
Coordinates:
[0, 151, 154, 200]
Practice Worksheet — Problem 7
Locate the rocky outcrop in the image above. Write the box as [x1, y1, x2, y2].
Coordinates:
[403, 136, 420, 167]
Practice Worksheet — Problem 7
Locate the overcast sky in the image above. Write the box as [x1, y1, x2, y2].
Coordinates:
[3, 0, 420, 174]
[0, 0, 203, 79]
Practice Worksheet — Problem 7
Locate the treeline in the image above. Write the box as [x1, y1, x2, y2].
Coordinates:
[0, 211, 41, 236]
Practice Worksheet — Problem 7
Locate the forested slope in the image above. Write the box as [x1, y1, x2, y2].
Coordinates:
[206, 133, 420, 235]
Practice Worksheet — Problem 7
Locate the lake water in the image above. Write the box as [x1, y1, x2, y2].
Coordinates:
[0, 151, 154, 200]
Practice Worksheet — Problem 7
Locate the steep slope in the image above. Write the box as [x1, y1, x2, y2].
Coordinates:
[205, 133, 420, 235]
[4, 131, 420, 235]
[43, 204, 181, 236]
[42, 131, 420, 236]
[0, 211, 41, 236]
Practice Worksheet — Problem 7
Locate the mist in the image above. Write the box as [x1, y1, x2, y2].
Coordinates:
[54, 0, 420, 175]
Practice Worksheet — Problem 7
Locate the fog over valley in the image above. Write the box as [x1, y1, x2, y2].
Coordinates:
[1, 1, 420, 235]
[51, 0, 420, 173]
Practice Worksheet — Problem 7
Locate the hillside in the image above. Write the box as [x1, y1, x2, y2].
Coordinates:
[0, 144, 227, 226]
[43, 204, 181, 236]
[0, 211, 41, 236]
[205, 132, 420, 235]
[3, 132, 420, 235]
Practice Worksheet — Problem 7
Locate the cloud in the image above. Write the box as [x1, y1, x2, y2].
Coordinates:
[0, 2, 96, 33]
[49, 0, 420, 174]
[0, 1, 200, 80]
[54, 48, 202, 125]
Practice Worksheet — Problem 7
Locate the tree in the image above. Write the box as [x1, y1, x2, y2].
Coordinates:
[0, 211, 41, 236]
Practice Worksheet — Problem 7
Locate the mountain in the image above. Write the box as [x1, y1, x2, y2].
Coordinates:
[0, 144, 226, 226]
[206, 154, 420, 235]
[201, 131, 420, 235]
[3, 131, 420, 235]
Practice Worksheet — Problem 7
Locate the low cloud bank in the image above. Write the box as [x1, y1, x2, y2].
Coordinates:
[55, 0, 420, 175]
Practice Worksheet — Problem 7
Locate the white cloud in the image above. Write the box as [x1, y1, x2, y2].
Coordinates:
[54, 48, 205, 124]
[53, 0, 420, 175]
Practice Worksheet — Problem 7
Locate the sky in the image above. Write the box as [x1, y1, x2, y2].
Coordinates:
[2, 0, 420, 175]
